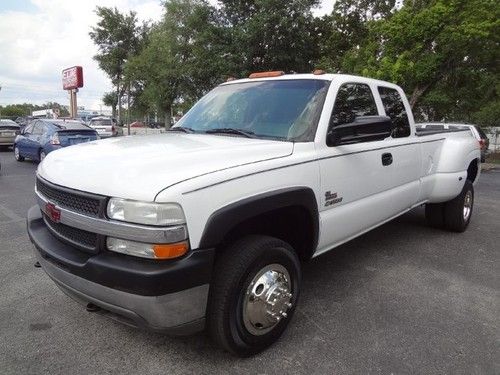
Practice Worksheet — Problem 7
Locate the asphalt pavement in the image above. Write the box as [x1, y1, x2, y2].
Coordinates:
[0, 149, 498, 374]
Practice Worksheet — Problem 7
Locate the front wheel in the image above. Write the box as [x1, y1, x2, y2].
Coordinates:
[39, 149, 46, 162]
[208, 235, 301, 356]
[14, 145, 24, 162]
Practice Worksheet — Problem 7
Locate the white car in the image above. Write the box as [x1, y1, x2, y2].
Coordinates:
[88, 116, 117, 138]
[28, 72, 480, 356]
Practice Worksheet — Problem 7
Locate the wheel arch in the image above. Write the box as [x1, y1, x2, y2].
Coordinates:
[466, 158, 479, 183]
[198, 187, 319, 261]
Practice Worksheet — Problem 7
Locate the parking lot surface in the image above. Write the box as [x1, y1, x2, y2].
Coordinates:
[0, 149, 498, 374]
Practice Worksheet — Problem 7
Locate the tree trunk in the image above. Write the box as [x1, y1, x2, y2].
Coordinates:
[409, 83, 431, 110]
[116, 82, 122, 126]
[127, 83, 131, 136]
[164, 104, 172, 130]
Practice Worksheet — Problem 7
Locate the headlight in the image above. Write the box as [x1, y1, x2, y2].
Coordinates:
[107, 237, 189, 259]
[107, 198, 185, 226]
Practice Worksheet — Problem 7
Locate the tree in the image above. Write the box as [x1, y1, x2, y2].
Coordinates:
[218, 0, 322, 75]
[89, 7, 148, 124]
[317, 0, 397, 71]
[0, 102, 70, 118]
[125, 0, 229, 127]
[102, 91, 118, 118]
[335, 0, 499, 126]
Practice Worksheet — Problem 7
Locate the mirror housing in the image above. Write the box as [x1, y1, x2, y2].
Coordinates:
[327, 115, 392, 146]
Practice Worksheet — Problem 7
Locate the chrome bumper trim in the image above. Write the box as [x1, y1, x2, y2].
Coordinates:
[36, 190, 187, 244]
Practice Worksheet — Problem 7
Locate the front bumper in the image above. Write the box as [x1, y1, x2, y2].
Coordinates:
[27, 206, 214, 334]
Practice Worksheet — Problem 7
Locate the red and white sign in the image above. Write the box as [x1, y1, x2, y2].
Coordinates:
[62, 66, 83, 90]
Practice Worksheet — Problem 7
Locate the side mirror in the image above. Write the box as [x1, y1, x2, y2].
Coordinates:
[327, 115, 392, 146]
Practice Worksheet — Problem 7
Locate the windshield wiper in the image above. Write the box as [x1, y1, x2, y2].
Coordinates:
[205, 128, 257, 138]
[168, 126, 195, 133]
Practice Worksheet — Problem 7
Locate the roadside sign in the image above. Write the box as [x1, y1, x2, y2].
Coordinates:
[62, 66, 83, 90]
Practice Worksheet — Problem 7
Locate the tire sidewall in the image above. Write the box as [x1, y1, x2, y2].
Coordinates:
[14, 146, 21, 160]
[460, 181, 474, 229]
[446, 180, 474, 232]
[225, 242, 301, 355]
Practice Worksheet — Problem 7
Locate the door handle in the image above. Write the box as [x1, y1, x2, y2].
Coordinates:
[382, 152, 393, 166]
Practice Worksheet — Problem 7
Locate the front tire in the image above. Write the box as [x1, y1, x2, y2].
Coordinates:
[208, 235, 301, 356]
[14, 145, 24, 162]
[39, 149, 46, 162]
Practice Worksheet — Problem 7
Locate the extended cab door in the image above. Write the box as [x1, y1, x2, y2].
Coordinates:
[314, 80, 419, 255]
[376, 85, 421, 211]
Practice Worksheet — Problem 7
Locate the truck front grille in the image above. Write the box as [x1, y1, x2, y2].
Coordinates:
[36, 177, 106, 217]
[43, 214, 99, 253]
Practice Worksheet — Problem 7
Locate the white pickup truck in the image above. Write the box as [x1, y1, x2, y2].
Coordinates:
[27, 72, 480, 356]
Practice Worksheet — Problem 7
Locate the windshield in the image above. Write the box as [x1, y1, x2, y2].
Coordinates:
[175, 79, 330, 141]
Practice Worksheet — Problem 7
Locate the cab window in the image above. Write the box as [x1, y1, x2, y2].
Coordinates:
[378, 86, 411, 138]
[329, 83, 378, 129]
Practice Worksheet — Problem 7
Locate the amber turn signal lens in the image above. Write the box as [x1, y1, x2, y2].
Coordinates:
[153, 241, 189, 259]
[249, 71, 285, 79]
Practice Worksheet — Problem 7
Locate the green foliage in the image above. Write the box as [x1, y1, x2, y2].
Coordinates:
[102, 91, 118, 118]
[125, 0, 231, 125]
[0, 102, 69, 118]
[89, 7, 148, 84]
[335, 0, 499, 126]
[87, 0, 498, 128]
[218, 0, 321, 75]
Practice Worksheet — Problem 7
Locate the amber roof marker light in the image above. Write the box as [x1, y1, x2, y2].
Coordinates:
[248, 71, 285, 79]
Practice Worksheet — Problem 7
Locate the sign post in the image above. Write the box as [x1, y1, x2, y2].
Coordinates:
[62, 66, 83, 118]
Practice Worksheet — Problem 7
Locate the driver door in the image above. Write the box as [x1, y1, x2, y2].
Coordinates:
[316, 82, 397, 253]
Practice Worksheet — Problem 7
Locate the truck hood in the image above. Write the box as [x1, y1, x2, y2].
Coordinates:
[37, 133, 293, 201]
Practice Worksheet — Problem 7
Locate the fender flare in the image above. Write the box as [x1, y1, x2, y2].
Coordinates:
[198, 187, 319, 254]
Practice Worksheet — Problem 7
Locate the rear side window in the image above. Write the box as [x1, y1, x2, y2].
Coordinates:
[23, 124, 34, 134]
[378, 86, 411, 138]
[330, 83, 378, 128]
[32, 123, 44, 135]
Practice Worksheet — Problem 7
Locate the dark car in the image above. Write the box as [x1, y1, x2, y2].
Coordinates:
[14, 119, 98, 162]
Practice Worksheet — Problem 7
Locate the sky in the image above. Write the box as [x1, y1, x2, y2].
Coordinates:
[0, 0, 334, 111]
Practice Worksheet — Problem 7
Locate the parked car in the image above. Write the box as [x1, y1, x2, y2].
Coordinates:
[417, 122, 489, 162]
[88, 116, 117, 138]
[14, 119, 98, 162]
[130, 121, 146, 128]
[27, 72, 480, 356]
[0, 119, 21, 149]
